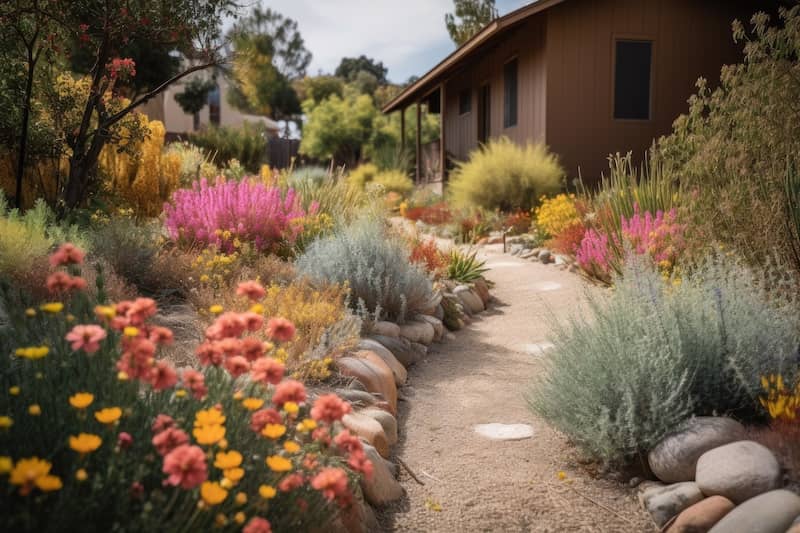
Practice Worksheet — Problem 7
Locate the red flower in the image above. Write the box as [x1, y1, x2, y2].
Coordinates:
[250, 408, 282, 433]
[47, 272, 83, 293]
[162, 444, 207, 489]
[241, 337, 264, 361]
[311, 467, 349, 502]
[251, 357, 285, 386]
[196, 342, 223, 366]
[49, 243, 85, 266]
[243, 517, 272, 533]
[266, 317, 296, 342]
[148, 326, 174, 345]
[147, 360, 178, 390]
[278, 472, 304, 492]
[271, 379, 306, 407]
[236, 281, 266, 301]
[117, 432, 133, 450]
[224, 355, 250, 378]
[310, 394, 351, 424]
[152, 427, 189, 456]
[151, 414, 175, 434]
[205, 312, 246, 340]
[241, 312, 264, 332]
[182, 369, 207, 400]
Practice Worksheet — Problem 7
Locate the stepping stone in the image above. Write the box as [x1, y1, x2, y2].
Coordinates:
[532, 281, 562, 291]
[524, 342, 554, 355]
[473, 423, 534, 441]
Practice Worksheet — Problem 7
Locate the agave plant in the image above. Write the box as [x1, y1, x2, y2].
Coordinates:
[446, 248, 489, 284]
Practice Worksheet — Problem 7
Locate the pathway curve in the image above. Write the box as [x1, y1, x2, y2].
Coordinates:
[378, 244, 653, 532]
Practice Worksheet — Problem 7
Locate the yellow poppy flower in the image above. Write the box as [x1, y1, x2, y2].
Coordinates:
[28, 404, 41, 416]
[234, 512, 246, 525]
[0, 456, 11, 474]
[40, 303, 64, 313]
[193, 424, 226, 445]
[75, 469, 88, 481]
[94, 305, 116, 319]
[296, 418, 317, 433]
[69, 392, 94, 409]
[259, 484, 277, 499]
[233, 390, 244, 401]
[235, 492, 247, 505]
[261, 424, 286, 440]
[266, 455, 292, 472]
[282, 401, 299, 415]
[241, 398, 264, 411]
[249, 303, 264, 314]
[25, 308, 36, 317]
[200, 481, 228, 506]
[224, 468, 245, 482]
[175, 389, 187, 398]
[195, 408, 226, 427]
[214, 450, 243, 470]
[117, 371, 129, 381]
[35, 474, 62, 492]
[283, 441, 301, 453]
[9, 386, 20, 396]
[94, 407, 122, 425]
[123, 326, 139, 337]
[69, 433, 102, 454]
[209, 305, 224, 315]
[0, 416, 12, 429]
[15, 346, 49, 360]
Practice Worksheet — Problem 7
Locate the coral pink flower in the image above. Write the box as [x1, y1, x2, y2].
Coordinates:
[152, 427, 189, 456]
[266, 317, 296, 342]
[311, 394, 351, 424]
[271, 379, 306, 407]
[333, 430, 363, 455]
[65, 324, 107, 354]
[182, 369, 207, 399]
[46, 272, 86, 293]
[251, 357, 285, 386]
[118, 432, 133, 450]
[214, 338, 243, 358]
[236, 281, 266, 301]
[49, 243, 85, 266]
[162, 444, 207, 489]
[205, 312, 246, 340]
[241, 337, 264, 361]
[250, 408, 282, 433]
[149, 326, 174, 345]
[278, 472, 304, 492]
[125, 298, 157, 325]
[148, 360, 178, 390]
[224, 355, 250, 378]
[152, 414, 176, 434]
[196, 342, 224, 366]
[241, 312, 264, 332]
[347, 451, 373, 480]
[312, 426, 332, 446]
[243, 517, 272, 533]
[311, 467, 349, 502]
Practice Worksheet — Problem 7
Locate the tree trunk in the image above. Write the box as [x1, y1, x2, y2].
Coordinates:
[193, 112, 200, 131]
[15, 48, 37, 209]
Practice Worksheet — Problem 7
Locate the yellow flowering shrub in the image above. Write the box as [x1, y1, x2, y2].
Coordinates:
[760, 373, 800, 421]
[191, 246, 244, 291]
[534, 193, 580, 239]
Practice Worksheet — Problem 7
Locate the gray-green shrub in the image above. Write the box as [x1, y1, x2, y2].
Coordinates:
[295, 219, 433, 323]
[528, 255, 800, 466]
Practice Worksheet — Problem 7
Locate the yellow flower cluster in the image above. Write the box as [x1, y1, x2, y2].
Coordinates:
[760, 373, 800, 421]
[534, 194, 581, 239]
[193, 408, 226, 445]
[192, 248, 242, 290]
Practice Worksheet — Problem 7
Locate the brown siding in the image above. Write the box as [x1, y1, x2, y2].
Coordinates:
[545, 0, 760, 182]
[443, 14, 547, 163]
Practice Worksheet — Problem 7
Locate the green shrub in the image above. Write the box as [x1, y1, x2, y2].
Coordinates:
[295, 219, 433, 323]
[370, 170, 414, 196]
[288, 173, 367, 227]
[528, 255, 800, 466]
[347, 164, 378, 190]
[288, 166, 331, 188]
[448, 137, 563, 211]
[188, 122, 268, 172]
[87, 217, 161, 294]
[446, 248, 488, 284]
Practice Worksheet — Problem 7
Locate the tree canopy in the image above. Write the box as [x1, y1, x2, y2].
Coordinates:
[335, 55, 388, 84]
[445, 0, 498, 46]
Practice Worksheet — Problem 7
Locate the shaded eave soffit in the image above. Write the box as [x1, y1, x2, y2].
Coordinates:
[381, 0, 567, 113]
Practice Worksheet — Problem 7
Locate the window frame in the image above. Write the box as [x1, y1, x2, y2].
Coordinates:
[503, 56, 519, 129]
[458, 88, 472, 116]
[611, 36, 655, 122]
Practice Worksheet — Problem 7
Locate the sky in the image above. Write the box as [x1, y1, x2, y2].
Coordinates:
[242, 0, 532, 83]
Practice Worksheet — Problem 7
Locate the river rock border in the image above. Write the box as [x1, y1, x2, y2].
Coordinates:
[326, 277, 493, 532]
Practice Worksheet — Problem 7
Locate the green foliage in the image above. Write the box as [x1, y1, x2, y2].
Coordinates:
[287, 172, 367, 227]
[335, 56, 388, 84]
[528, 255, 800, 466]
[288, 166, 331, 188]
[347, 164, 379, 190]
[656, 6, 800, 271]
[446, 248, 488, 283]
[173, 77, 216, 116]
[296, 219, 433, 323]
[188, 123, 268, 172]
[300, 76, 344, 105]
[86, 217, 161, 295]
[448, 137, 563, 211]
[445, 0, 498, 45]
[371, 170, 413, 196]
[299, 93, 377, 168]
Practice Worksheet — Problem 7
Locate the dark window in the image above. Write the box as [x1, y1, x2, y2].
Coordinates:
[503, 59, 518, 128]
[614, 40, 652, 120]
[459, 89, 471, 115]
[207, 84, 221, 126]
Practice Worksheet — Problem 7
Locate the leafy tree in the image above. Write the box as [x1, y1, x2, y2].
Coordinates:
[445, 0, 498, 46]
[335, 55, 388, 84]
[298, 75, 344, 105]
[174, 76, 217, 131]
[227, 7, 311, 127]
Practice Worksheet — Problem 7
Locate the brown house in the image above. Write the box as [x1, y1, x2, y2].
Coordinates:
[383, 0, 767, 187]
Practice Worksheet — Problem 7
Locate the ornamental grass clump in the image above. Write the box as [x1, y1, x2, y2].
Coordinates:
[528, 254, 800, 466]
[295, 220, 433, 324]
[164, 178, 316, 254]
[0, 244, 371, 533]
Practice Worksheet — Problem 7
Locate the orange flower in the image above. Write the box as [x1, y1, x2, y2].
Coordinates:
[266, 317, 296, 342]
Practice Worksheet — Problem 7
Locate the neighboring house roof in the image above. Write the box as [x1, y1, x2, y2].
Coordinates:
[382, 0, 566, 113]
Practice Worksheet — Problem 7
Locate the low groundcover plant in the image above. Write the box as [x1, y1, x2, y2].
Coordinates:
[0, 244, 371, 533]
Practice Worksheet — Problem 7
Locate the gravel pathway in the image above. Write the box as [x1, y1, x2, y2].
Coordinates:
[378, 244, 653, 532]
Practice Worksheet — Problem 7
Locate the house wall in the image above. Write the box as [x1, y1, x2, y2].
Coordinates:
[545, 0, 760, 183]
[443, 14, 548, 163]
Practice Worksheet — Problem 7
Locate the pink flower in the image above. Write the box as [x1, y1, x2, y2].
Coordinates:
[278, 472, 304, 492]
[205, 312, 246, 340]
[152, 414, 176, 434]
[311, 467, 349, 502]
[148, 360, 178, 390]
[196, 342, 224, 366]
[250, 408, 282, 433]
[251, 357, 285, 386]
[152, 427, 189, 456]
[241, 337, 264, 361]
[241, 312, 264, 332]
[236, 281, 266, 301]
[162, 444, 207, 489]
[266, 317, 295, 342]
[65, 324, 107, 354]
[149, 326, 174, 345]
[243, 517, 272, 533]
[49, 243, 85, 266]
[118, 432, 133, 450]
[311, 394, 351, 424]
[125, 298, 157, 326]
[224, 355, 250, 378]
[182, 369, 207, 399]
[271, 379, 306, 407]
[46, 272, 86, 293]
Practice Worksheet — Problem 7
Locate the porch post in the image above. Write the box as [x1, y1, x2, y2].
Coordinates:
[400, 106, 406, 152]
[439, 83, 446, 182]
[415, 101, 422, 183]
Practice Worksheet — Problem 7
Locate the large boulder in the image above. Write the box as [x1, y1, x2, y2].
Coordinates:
[709, 490, 800, 533]
[371, 321, 400, 338]
[360, 443, 404, 506]
[472, 278, 491, 305]
[334, 389, 378, 408]
[454, 285, 484, 314]
[336, 356, 397, 414]
[649, 417, 746, 483]
[398, 320, 435, 345]
[342, 412, 389, 458]
[356, 340, 407, 385]
[368, 335, 425, 368]
[359, 407, 398, 447]
[327, 491, 379, 533]
[640, 482, 705, 527]
[695, 440, 781, 503]
[666, 495, 735, 533]
[416, 314, 444, 341]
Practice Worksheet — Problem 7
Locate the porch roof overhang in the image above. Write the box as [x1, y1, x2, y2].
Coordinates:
[381, 0, 566, 114]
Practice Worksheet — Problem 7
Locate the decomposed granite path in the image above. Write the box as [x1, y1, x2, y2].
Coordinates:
[378, 244, 653, 533]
